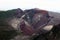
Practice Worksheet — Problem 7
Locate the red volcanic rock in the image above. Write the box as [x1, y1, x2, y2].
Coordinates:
[20, 8, 50, 35]
[20, 20, 35, 35]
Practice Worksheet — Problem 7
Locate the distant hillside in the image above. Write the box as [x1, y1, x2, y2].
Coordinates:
[48, 11, 60, 18]
[0, 8, 24, 19]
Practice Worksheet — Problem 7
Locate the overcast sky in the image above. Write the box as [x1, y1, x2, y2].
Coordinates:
[0, 0, 60, 12]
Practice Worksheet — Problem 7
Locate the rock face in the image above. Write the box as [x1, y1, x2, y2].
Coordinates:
[21, 9, 60, 36]
[20, 9, 51, 35]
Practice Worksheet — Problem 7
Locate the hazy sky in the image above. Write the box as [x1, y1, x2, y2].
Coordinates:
[0, 0, 60, 12]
